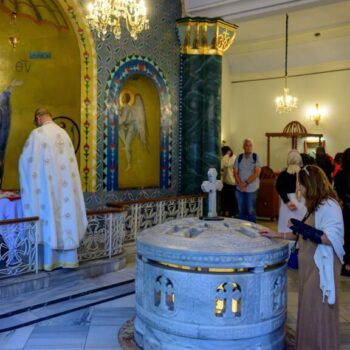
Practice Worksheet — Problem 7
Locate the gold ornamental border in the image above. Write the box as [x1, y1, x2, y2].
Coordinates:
[58, 0, 97, 191]
[177, 17, 238, 56]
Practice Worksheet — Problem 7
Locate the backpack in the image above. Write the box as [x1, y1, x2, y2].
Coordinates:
[238, 153, 257, 165]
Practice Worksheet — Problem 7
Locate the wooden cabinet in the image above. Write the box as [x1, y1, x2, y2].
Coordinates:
[257, 178, 279, 220]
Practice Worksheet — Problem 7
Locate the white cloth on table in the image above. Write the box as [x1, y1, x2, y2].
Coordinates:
[0, 197, 22, 220]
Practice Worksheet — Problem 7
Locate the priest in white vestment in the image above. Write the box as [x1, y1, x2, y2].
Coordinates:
[19, 108, 87, 271]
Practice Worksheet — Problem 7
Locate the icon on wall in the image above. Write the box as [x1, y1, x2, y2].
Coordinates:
[304, 140, 325, 157]
[118, 89, 148, 170]
[53, 116, 80, 154]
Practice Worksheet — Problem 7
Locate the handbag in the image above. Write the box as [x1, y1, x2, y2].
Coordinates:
[288, 245, 299, 269]
[287, 211, 312, 270]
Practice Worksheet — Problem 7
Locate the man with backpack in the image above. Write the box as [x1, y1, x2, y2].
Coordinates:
[234, 138, 261, 223]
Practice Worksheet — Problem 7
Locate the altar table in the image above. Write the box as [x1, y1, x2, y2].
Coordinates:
[0, 191, 22, 221]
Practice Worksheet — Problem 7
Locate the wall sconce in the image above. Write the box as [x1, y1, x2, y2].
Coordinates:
[307, 103, 326, 126]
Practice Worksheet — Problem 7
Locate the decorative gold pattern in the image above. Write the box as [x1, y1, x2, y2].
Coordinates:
[55, 135, 65, 154]
[59, 0, 98, 191]
[217, 29, 233, 53]
[176, 18, 238, 56]
[159, 262, 250, 273]
[43, 261, 79, 270]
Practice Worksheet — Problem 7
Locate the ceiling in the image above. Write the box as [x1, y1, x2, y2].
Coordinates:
[0, 0, 68, 29]
[185, 0, 350, 77]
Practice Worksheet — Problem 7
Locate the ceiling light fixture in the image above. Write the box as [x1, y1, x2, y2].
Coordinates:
[275, 14, 298, 113]
[87, 0, 149, 40]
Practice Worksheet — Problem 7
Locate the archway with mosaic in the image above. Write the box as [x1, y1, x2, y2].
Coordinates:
[102, 56, 172, 191]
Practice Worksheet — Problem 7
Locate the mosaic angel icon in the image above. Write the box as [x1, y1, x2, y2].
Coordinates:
[118, 89, 148, 170]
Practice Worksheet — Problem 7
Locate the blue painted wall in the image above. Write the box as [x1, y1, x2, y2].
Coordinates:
[86, 0, 182, 208]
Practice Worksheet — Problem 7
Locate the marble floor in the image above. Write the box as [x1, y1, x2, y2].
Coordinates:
[1, 219, 350, 350]
[1, 269, 350, 350]
[0, 293, 135, 350]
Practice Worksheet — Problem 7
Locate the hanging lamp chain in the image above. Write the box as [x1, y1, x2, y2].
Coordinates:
[284, 14, 289, 81]
[275, 12, 297, 113]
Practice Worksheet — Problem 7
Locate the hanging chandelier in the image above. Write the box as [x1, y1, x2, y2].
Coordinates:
[87, 0, 149, 40]
[275, 14, 298, 113]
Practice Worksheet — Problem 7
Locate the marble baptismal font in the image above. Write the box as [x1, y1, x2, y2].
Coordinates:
[135, 216, 289, 349]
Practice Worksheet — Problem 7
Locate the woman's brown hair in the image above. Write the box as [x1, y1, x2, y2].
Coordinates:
[298, 165, 339, 213]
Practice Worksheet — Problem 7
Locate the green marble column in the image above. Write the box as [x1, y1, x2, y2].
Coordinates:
[182, 54, 222, 193]
[177, 18, 238, 194]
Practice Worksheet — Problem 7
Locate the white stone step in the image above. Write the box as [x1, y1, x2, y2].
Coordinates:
[0, 256, 126, 298]
[0, 271, 135, 332]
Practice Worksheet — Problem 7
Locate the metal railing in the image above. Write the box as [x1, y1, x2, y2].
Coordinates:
[0, 194, 204, 279]
[107, 194, 205, 243]
[78, 208, 126, 262]
[0, 209, 126, 279]
[0, 217, 39, 278]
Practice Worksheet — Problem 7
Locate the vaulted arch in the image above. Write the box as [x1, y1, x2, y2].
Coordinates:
[56, 0, 97, 191]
